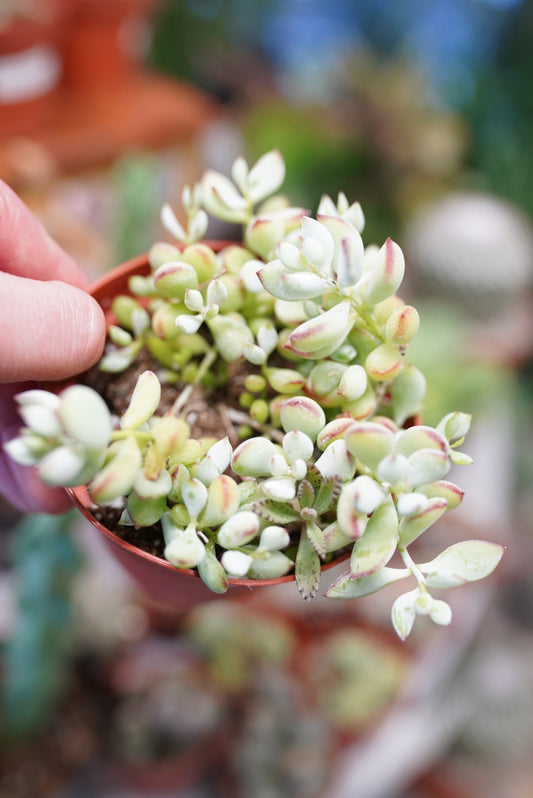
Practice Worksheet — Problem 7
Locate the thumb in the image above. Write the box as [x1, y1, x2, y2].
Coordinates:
[0, 273, 106, 382]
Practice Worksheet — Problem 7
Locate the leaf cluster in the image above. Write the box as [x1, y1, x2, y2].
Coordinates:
[4, 151, 504, 638]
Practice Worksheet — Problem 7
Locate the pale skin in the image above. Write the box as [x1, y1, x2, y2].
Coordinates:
[0, 180, 106, 513]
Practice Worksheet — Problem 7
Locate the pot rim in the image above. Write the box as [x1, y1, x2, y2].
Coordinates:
[68, 485, 350, 589]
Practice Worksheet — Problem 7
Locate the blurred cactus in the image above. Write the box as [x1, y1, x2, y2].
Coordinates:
[1, 513, 82, 740]
[404, 192, 533, 317]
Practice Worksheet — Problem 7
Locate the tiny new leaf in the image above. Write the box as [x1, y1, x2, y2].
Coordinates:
[391, 589, 418, 641]
[297, 479, 315, 509]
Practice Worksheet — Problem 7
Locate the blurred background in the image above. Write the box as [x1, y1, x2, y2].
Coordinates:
[1, 1, 532, 796]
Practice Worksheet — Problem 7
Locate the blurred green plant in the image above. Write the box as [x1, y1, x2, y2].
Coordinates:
[242, 53, 467, 246]
[464, 0, 533, 218]
[304, 627, 406, 735]
[408, 302, 517, 427]
[188, 604, 295, 690]
[112, 152, 161, 264]
[1, 513, 82, 740]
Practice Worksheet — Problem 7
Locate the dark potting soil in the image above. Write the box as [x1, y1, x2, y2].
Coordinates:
[82, 347, 253, 559]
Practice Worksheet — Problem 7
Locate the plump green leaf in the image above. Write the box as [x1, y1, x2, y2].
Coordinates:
[391, 589, 418, 641]
[406, 449, 450, 489]
[345, 422, 395, 473]
[389, 364, 426, 427]
[18, 401, 62, 438]
[360, 237, 405, 306]
[280, 396, 326, 441]
[198, 547, 229, 593]
[247, 551, 293, 579]
[164, 526, 206, 569]
[207, 315, 254, 362]
[286, 301, 353, 359]
[89, 437, 142, 503]
[3, 434, 48, 467]
[232, 437, 277, 477]
[198, 475, 240, 527]
[350, 498, 399, 577]
[419, 540, 505, 588]
[127, 493, 167, 527]
[218, 511, 261, 548]
[59, 385, 113, 448]
[221, 550, 253, 577]
[120, 370, 161, 430]
[337, 484, 368, 541]
[449, 449, 474, 466]
[262, 477, 296, 501]
[283, 429, 314, 464]
[316, 417, 356, 451]
[437, 411, 472, 444]
[419, 480, 464, 510]
[315, 440, 356, 481]
[201, 169, 249, 223]
[321, 521, 352, 554]
[133, 469, 172, 500]
[395, 425, 448, 457]
[37, 445, 86, 487]
[399, 497, 447, 547]
[429, 599, 452, 627]
[325, 565, 409, 600]
[259, 525, 290, 551]
[246, 149, 286, 203]
[259, 260, 330, 300]
[181, 476, 208, 518]
[364, 342, 403, 382]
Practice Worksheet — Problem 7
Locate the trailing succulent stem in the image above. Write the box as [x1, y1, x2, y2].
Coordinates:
[5, 150, 503, 639]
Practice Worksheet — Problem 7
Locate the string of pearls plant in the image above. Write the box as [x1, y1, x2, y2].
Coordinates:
[5, 151, 503, 639]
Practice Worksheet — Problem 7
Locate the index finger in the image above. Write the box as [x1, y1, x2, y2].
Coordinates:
[0, 179, 89, 289]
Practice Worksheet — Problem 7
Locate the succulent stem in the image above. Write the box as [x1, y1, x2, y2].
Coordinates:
[170, 349, 217, 416]
[225, 408, 285, 443]
[399, 545, 427, 589]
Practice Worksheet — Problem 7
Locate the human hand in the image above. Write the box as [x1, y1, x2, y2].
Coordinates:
[0, 180, 106, 514]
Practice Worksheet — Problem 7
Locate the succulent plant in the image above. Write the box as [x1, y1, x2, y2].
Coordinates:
[1, 512, 82, 740]
[303, 627, 407, 735]
[4, 150, 504, 639]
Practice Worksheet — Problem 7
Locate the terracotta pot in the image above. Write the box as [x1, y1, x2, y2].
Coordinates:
[68, 251, 350, 610]
[0, 0, 69, 137]
[61, 0, 158, 90]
